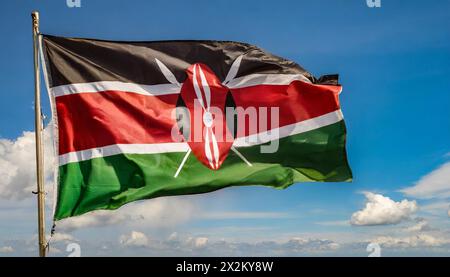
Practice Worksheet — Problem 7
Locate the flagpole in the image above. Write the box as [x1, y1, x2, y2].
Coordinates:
[31, 10, 46, 258]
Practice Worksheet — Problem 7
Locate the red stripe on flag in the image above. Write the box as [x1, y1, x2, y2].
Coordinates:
[56, 91, 179, 155]
[230, 81, 341, 137]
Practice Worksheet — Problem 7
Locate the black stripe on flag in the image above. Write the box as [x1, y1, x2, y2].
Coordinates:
[41, 35, 319, 88]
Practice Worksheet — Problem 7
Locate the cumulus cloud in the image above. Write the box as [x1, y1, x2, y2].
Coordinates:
[57, 197, 197, 232]
[120, 231, 149, 247]
[0, 246, 14, 253]
[351, 192, 418, 226]
[0, 126, 55, 200]
[186, 237, 208, 248]
[401, 162, 450, 199]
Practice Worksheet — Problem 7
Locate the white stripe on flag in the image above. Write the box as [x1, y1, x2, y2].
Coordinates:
[225, 74, 311, 89]
[51, 81, 181, 97]
[233, 110, 343, 147]
[50, 74, 312, 97]
[59, 143, 190, 166]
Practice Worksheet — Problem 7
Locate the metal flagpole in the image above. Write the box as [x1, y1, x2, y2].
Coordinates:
[31, 11, 46, 258]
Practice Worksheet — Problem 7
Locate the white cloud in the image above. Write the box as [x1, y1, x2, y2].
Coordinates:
[168, 232, 178, 241]
[351, 192, 418, 226]
[119, 231, 149, 247]
[50, 232, 78, 243]
[404, 218, 432, 233]
[57, 210, 128, 232]
[0, 246, 14, 253]
[196, 237, 208, 248]
[116, 232, 341, 255]
[284, 238, 340, 251]
[57, 197, 196, 232]
[372, 234, 449, 248]
[186, 237, 208, 248]
[119, 231, 209, 250]
[401, 162, 450, 199]
[0, 126, 55, 200]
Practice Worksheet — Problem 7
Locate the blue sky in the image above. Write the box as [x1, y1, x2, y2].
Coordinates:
[0, 0, 450, 256]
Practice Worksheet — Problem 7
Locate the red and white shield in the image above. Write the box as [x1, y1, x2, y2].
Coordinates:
[179, 63, 234, 170]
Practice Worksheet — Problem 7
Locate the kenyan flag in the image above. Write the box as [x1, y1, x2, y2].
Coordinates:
[40, 35, 352, 220]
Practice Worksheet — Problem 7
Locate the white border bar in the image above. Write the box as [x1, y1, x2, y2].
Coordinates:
[51, 81, 181, 97]
[226, 73, 311, 89]
[59, 142, 189, 166]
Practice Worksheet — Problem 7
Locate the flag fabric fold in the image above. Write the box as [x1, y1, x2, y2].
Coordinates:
[40, 35, 352, 220]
